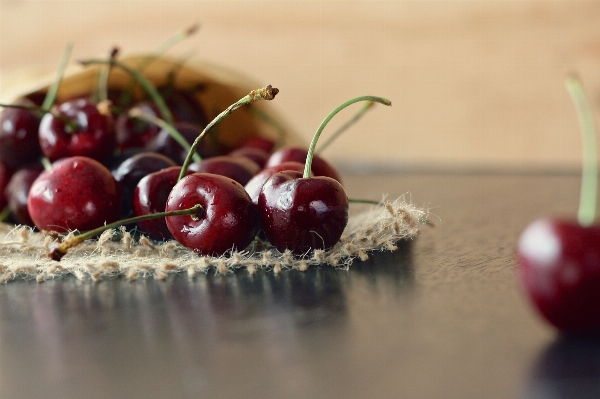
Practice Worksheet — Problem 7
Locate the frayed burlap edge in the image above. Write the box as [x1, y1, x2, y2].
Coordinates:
[0, 196, 427, 283]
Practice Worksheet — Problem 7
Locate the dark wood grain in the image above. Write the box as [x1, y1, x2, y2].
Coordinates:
[0, 173, 596, 399]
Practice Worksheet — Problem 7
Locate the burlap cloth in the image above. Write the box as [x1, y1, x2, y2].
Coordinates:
[0, 198, 426, 283]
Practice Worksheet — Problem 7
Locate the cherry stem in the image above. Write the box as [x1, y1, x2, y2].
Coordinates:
[95, 47, 119, 104]
[41, 43, 73, 112]
[0, 206, 10, 223]
[127, 108, 201, 163]
[40, 157, 52, 172]
[316, 101, 375, 155]
[80, 59, 174, 125]
[177, 85, 280, 181]
[303, 96, 391, 179]
[119, 24, 199, 107]
[566, 74, 598, 227]
[48, 204, 204, 261]
[348, 198, 381, 205]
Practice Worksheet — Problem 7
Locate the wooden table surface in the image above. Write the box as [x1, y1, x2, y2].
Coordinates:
[0, 172, 597, 399]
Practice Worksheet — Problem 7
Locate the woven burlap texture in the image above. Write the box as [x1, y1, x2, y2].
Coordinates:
[0, 197, 426, 283]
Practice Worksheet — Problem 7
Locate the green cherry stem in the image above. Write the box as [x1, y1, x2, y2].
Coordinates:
[316, 101, 375, 155]
[48, 204, 204, 261]
[95, 47, 119, 104]
[303, 96, 391, 179]
[566, 74, 598, 227]
[0, 206, 10, 223]
[79, 59, 174, 125]
[127, 108, 201, 163]
[41, 43, 73, 112]
[177, 85, 280, 181]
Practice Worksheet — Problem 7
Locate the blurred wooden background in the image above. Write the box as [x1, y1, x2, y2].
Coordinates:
[2, 0, 600, 173]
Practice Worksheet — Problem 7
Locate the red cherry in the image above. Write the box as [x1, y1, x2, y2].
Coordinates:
[112, 151, 177, 216]
[133, 166, 189, 240]
[4, 164, 43, 226]
[0, 161, 12, 211]
[517, 219, 600, 333]
[258, 170, 348, 255]
[228, 146, 270, 168]
[0, 99, 42, 169]
[265, 146, 342, 183]
[28, 156, 121, 232]
[239, 136, 275, 153]
[38, 98, 116, 162]
[244, 161, 304, 204]
[188, 155, 260, 186]
[115, 102, 161, 151]
[165, 173, 259, 256]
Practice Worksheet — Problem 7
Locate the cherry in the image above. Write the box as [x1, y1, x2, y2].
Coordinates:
[239, 136, 275, 153]
[112, 151, 177, 216]
[38, 98, 116, 162]
[258, 95, 391, 255]
[133, 166, 188, 240]
[244, 161, 304, 204]
[115, 102, 161, 151]
[0, 99, 43, 169]
[28, 156, 122, 232]
[228, 146, 270, 168]
[0, 161, 12, 212]
[517, 75, 600, 334]
[188, 155, 260, 186]
[160, 86, 208, 127]
[265, 146, 343, 183]
[4, 163, 43, 226]
[258, 170, 348, 254]
[165, 173, 260, 256]
[518, 219, 600, 332]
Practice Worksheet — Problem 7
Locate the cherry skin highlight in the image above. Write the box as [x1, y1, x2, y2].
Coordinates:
[165, 173, 259, 256]
[265, 146, 342, 183]
[258, 170, 349, 255]
[27, 156, 122, 232]
[245, 161, 304, 204]
[38, 98, 116, 162]
[517, 218, 600, 333]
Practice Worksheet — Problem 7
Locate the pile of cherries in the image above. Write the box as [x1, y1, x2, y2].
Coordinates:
[0, 61, 384, 262]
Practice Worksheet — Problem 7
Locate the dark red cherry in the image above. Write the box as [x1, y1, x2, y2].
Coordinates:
[38, 98, 116, 162]
[228, 146, 270, 168]
[27, 156, 121, 232]
[517, 218, 600, 333]
[0, 161, 12, 211]
[0, 99, 43, 169]
[159, 87, 208, 127]
[112, 151, 177, 216]
[188, 155, 260, 186]
[244, 161, 304, 204]
[132, 166, 190, 241]
[146, 121, 222, 164]
[115, 102, 161, 151]
[265, 146, 342, 183]
[165, 173, 260, 256]
[239, 136, 275, 153]
[4, 163, 43, 226]
[258, 170, 349, 255]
